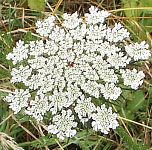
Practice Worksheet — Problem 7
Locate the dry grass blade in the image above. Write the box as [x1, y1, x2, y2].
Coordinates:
[52, 0, 63, 15]
[109, 7, 152, 13]
[0, 132, 24, 150]
[37, 124, 49, 150]
[45, 1, 63, 24]
[92, 137, 102, 150]
[12, 115, 42, 143]
[0, 113, 13, 126]
[0, 88, 15, 94]
[55, 139, 64, 150]
[119, 116, 152, 130]
[112, 104, 134, 140]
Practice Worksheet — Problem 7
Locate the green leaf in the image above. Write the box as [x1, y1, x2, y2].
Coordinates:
[0, 68, 10, 79]
[121, 0, 142, 17]
[79, 141, 90, 150]
[120, 107, 134, 120]
[116, 127, 148, 150]
[127, 91, 145, 112]
[19, 135, 56, 148]
[28, 0, 45, 11]
[148, 86, 152, 98]
[140, 12, 152, 32]
[23, 32, 38, 42]
[103, 143, 112, 150]
[141, 0, 152, 7]
[78, 139, 97, 150]
[140, 0, 152, 32]
[0, 92, 8, 100]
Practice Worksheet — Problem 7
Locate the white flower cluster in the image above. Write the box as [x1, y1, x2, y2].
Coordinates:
[125, 41, 151, 61]
[48, 110, 77, 140]
[92, 104, 119, 134]
[4, 89, 30, 114]
[35, 16, 55, 37]
[6, 40, 29, 65]
[120, 69, 145, 90]
[74, 95, 96, 124]
[4, 6, 151, 140]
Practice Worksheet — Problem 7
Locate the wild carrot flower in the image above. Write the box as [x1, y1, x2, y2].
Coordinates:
[5, 6, 151, 140]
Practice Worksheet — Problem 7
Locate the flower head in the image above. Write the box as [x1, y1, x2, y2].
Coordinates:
[11, 65, 32, 83]
[48, 110, 77, 140]
[4, 89, 30, 114]
[85, 6, 110, 24]
[4, 6, 151, 139]
[36, 16, 55, 37]
[25, 93, 49, 121]
[91, 104, 119, 134]
[100, 83, 122, 100]
[75, 95, 96, 124]
[125, 41, 151, 61]
[120, 69, 145, 90]
[7, 40, 29, 64]
[62, 12, 82, 29]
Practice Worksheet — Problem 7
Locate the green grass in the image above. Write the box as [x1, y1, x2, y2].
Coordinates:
[0, 0, 152, 149]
